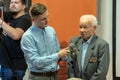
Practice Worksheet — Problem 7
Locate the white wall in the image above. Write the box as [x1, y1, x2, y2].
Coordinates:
[116, 0, 120, 77]
[97, 0, 113, 80]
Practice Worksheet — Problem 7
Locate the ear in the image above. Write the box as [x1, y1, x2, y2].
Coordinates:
[31, 17, 35, 22]
[22, 4, 26, 10]
[93, 26, 97, 34]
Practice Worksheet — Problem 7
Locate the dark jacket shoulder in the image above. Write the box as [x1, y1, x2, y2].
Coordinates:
[70, 36, 82, 44]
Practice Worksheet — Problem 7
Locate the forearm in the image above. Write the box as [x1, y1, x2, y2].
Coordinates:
[26, 52, 59, 68]
[0, 18, 24, 40]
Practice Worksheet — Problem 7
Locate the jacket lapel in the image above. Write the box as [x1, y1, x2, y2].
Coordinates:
[82, 35, 97, 72]
[76, 39, 82, 71]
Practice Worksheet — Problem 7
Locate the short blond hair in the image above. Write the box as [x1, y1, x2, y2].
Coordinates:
[29, 3, 47, 17]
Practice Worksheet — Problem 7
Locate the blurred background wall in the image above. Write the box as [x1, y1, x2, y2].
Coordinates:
[0, 0, 114, 80]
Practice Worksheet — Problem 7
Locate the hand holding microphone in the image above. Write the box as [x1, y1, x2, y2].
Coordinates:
[58, 47, 70, 58]
[58, 43, 79, 58]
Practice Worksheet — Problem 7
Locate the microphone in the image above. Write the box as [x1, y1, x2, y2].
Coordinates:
[0, 0, 4, 7]
[69, 43, 79, 57]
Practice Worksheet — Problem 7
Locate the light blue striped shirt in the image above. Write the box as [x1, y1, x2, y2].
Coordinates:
[21, 24, 60, 72]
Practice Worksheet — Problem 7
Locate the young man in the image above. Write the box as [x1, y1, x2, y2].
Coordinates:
[68, 15, 110, 80]
[0, 0, 32, 80]
[21, 3, 70, 80]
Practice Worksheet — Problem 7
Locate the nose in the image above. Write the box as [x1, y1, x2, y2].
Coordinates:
[79, 27, 85, 33]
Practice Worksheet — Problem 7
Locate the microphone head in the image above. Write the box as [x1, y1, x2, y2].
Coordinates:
[69, 43, 75, 48]
[69, 43, 79, 57]
[69, 43, 76, 52]
[69, 43, 76, 57]
[0, 0, 4, 7]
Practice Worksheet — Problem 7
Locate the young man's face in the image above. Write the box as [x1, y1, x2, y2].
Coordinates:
[33, 11, 49, 29]
[9, 0, 25, 13]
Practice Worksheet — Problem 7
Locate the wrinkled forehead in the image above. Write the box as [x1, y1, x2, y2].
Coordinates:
[10, 0, 21, 2]
[80, 18, 92, 26]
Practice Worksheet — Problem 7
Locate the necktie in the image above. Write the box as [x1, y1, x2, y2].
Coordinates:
[41, 29, 49, 53]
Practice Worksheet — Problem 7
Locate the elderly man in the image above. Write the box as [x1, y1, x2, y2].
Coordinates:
[68, 14, 110, 80]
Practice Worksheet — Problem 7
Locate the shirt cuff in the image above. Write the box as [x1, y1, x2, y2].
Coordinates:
[51, 53, 59, 61]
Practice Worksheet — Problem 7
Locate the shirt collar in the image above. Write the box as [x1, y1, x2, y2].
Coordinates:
[32, 24, 46, 31]
[82, 35, 93, 44]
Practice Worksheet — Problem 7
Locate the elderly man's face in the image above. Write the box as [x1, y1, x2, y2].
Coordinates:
[79, 20, 96, 41]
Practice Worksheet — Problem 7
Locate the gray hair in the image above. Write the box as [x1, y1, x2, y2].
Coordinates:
[80, 14, 97, 27]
